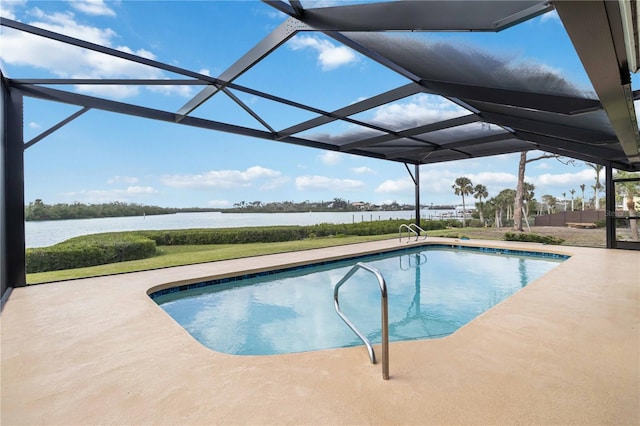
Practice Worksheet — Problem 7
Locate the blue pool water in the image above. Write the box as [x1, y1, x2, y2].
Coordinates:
[152, 245, 566, 355]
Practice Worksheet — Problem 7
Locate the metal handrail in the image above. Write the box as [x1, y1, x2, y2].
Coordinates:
[408, 223, 428, 241]
[399, 223, 418, 243]
[333, 262, 389, 380]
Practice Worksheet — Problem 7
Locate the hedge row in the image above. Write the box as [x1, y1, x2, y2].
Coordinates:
[26, 219, 450, 273]
[26, 234, 157, 273]
[136, 219, 447, 245]
[138, 226, 307, 245]
[504, 232, 565, 245]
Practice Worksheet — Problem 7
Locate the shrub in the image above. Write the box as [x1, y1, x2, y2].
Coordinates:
[594, 219, 606, 228]
[26, 233, 157, 273]
[504, 232, 564, 245]
[26, 219, 464, 272]
[466, 219, 484, 228]
[139, 227, 308, 245]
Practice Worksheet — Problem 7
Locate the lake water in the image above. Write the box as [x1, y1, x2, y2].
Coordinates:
[25, 209, 459, 248]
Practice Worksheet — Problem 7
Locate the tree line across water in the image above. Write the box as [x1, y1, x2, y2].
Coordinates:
[24, 199, 181, 221]
[24, 198, 420, 221]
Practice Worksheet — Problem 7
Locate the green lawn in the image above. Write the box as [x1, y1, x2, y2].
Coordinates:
[26, 234, 400, 284]
[26, 227, 521, 285]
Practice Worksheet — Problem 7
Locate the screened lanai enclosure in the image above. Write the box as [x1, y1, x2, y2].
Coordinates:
[2, 0, 640, 299]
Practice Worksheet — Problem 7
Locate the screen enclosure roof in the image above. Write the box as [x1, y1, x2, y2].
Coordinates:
[2, 0, 640, 171]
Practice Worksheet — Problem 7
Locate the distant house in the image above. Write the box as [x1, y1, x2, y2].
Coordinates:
[351, 201, 366, 210]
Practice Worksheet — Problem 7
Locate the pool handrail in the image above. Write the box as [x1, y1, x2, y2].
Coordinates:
[333, 262, 389, 380]
[399, 223, 418, 243]
[399, 223, 427, 243]
[408, 223, 428, 240]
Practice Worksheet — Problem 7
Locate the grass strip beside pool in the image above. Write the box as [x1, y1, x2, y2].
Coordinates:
[26, 234, 399, 284]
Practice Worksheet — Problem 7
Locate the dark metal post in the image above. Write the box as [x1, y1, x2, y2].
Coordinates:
[2, 79, 26, 290]
[414, 164, 420, 229]
[605, 163, 615, 249]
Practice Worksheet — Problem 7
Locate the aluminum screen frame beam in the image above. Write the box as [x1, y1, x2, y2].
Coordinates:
[277, 83, 423, 139]
[1, 77, 26, 290]
[11, 83, 392, 162]
[554, 0, 640, 164]
[271, 1, 553, 32]
[175, 17, 309, 121]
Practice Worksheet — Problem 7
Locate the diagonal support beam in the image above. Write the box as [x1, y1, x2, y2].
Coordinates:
[175, 17, 309, 121]
[277, 83, 423, 138]
[24, 107, 90, 150]
[219, 87, 276, 133]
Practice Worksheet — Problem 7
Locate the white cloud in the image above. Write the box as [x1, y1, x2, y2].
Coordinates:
[371, 94, 468, 129]
[125, 186, 157, 194]
[351, 166, 375, 174]
[208, 199, 231, 207]
[532, 169, 594, 187]
[319, 151, 344, 166]
[289, 35, 358, 70]
[68, 0, 116, 17]
[375, 167, 517, 200]
[107, 175, 139, 185]
[296, 175, 365, 191]
[534, 162, 552, 170]
[0, 0, 26, 19]
[28, 121, 41, 129]
[539, 10, 560, 23]
[1, 9, 191, 99]
[260, 176, 290, 190]
[161, 166, 284, 189]
[466, 171, 516, 186]
[64, 186, 158, 202]
[375, 177, 413, 194]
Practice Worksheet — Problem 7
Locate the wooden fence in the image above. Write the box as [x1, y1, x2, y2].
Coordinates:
[534, 210, 606, 227]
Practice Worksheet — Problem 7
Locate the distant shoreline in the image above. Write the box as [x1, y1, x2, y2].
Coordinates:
[26, 203, 460, 222]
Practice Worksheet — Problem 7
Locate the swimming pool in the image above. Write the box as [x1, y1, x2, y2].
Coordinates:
[151, 245, 567, 355]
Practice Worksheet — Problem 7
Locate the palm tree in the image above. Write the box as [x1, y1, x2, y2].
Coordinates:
[586, 163, 604, 209]
[541, 194, 557, 214]
[569, 189, 576, 211]
[562, 192, 567, 211]
[492, 189, 516, 228]
[523, 182, 535, 217]
[452, 177, 473, 227]
[580, 184, 586, 210]
[473, 184, 488, 224]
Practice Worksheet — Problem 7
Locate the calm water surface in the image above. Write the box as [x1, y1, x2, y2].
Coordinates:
[25, 209, 457, 248]
[154, 246, 564, 355]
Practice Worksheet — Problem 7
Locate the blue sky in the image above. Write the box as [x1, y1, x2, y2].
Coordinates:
[1, 0, 636, 208]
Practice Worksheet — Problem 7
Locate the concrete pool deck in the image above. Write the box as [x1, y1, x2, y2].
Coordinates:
[1, 237, 639, 425]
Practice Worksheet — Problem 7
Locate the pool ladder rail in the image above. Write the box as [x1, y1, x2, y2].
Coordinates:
[399, 223, 428, 243]
[333, 262, 389, 380]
